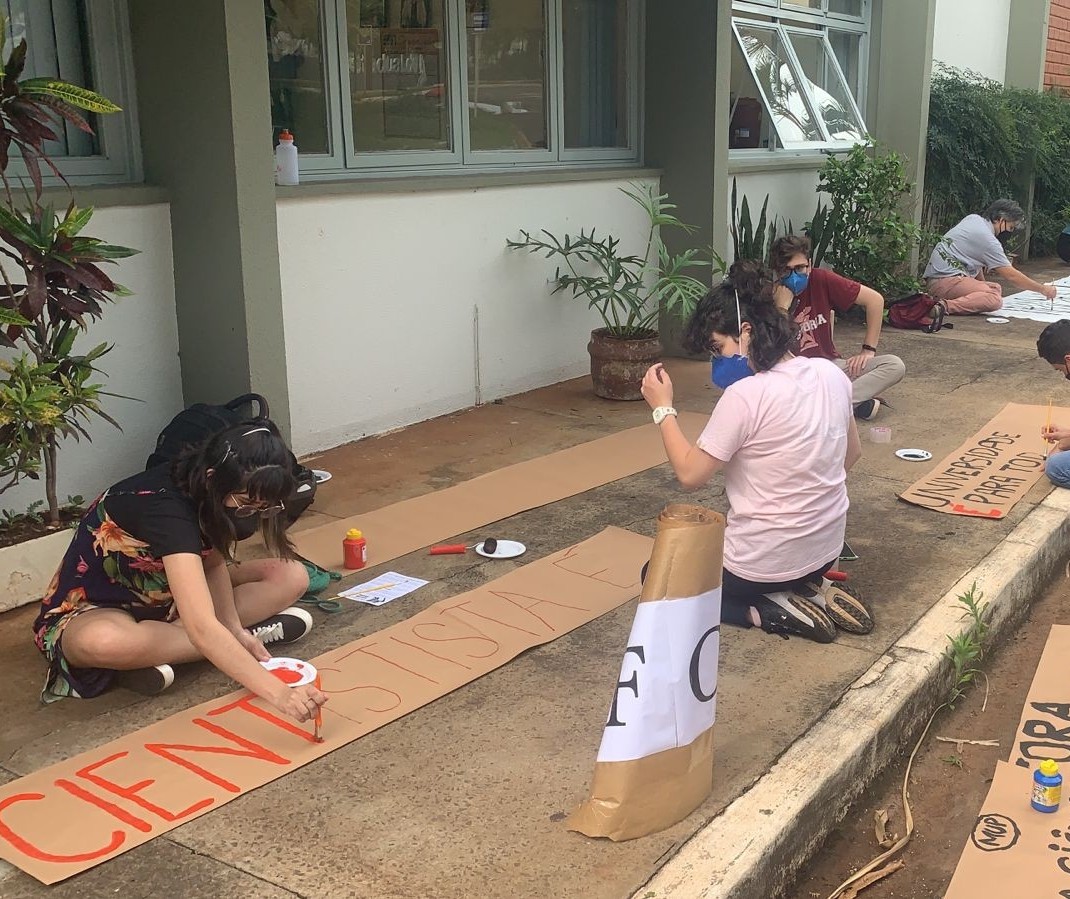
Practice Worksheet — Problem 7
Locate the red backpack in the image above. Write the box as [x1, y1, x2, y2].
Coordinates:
[887, 294, 953, 333]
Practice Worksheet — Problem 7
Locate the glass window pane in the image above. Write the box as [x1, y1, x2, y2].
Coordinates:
[729, 35, 774, 149]
[346, 0, 451, 153]
[781, 0, 823, 10]
[786, 30, 864, 142]
[266, 0, 331, 155]
[828, 29, 861, 97]
[466, 0, 547, 151]
[3, 0, 100, 157]
[827, 0, 864, 16]
[736, 23, 822, 145]
[562, 0, 628, 149]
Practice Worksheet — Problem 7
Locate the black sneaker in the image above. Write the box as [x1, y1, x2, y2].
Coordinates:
[752, 590, 837, 643]
[250, 607, 313, 647]
[853, 398, 881, 421]
[113, 663, 175, 696]
[815, 580, 875, 634]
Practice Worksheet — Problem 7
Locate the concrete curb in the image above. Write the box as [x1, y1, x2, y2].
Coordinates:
[636, 489, 1070, 899]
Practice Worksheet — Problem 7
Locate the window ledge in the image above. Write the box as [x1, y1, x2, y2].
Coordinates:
[41, 184, 169, 208]
[727, 152, 838, 175]
[275, 166, 663, 200]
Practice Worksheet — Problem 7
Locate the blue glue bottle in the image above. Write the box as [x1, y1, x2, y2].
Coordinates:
[1032, 758, 1062, 813]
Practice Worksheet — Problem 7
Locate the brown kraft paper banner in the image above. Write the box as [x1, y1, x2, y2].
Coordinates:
[568, 504, 725, 841]
[898, 402, 1060, 518]
[292, 413, 707, 570]
[1010, 625, 1070, 771]
[0, 527, 651, 885]
[945, 761, 1070, 897]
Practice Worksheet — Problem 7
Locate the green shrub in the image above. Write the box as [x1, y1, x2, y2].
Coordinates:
[926, 67, 1070, 257]
[805, 143, 932, 300]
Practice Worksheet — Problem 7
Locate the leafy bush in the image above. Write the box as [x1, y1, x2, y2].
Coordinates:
[0, 17, 136, 524]
[805, 143, 933, 300]
[926, 67, 1070, 257]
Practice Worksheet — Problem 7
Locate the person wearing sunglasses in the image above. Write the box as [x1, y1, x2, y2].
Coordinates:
[640, 263, 872, 643]
[770, 234, 905, 422]
[32, 422, 326, 724]
[924, 199, 1057, 314]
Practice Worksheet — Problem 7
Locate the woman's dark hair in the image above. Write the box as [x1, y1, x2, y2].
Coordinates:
[173, 420, 296, 561]
[683, 261, 795, 372]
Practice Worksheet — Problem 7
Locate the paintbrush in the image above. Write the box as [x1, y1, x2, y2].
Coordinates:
[313, 673, 324, 743]
[1046, 396, 1054, 457]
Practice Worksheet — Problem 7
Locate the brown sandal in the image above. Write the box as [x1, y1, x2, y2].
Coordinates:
[817, 581, 874, 635]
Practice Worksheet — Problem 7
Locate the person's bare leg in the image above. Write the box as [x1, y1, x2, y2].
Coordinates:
[60, 561, 308, 671]
[228, 558, 309, 627]
[62, 608, 204, 670]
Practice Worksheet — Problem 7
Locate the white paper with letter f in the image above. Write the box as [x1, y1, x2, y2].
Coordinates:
[596, 589, 720, 762]
[568, 503, 725, 842]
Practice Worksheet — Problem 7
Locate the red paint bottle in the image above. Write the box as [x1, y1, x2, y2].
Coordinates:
[343, 528, 367, 570]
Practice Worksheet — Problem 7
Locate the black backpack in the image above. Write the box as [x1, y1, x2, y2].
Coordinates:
[146, 393, 317, 525]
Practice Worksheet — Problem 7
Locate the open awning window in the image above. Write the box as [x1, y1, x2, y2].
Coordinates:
[731, 17, 867, 150]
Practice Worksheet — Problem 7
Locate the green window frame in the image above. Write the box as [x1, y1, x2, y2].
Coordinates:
[730, 0, 869, 153]
[3, 0, 141, 186]
[267, 0, 642, 179]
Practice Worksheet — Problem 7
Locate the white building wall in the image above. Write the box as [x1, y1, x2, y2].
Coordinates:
[1, 204, 182, 514]
[727, 167, 823, 259]
[932, 0, 1011, 82]
[277, 177, 659, 456]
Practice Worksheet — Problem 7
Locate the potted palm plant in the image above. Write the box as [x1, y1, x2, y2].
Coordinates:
[507, 184, 711, 400]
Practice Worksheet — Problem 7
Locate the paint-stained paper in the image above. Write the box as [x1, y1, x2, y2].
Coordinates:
[898, 403, 1059, 518]
[568, 504, 724, 841]
[1011, 625, 1070, 771]
[291, 414, 707, 570]
[945, 761, 1070, 897]
[0, 528, 651, 885]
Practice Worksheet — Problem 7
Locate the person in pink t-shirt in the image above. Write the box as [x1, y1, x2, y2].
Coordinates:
[640, 263, 873, 642]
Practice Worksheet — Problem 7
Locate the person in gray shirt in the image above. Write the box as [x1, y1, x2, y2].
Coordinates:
[924, 199, 1057, 314]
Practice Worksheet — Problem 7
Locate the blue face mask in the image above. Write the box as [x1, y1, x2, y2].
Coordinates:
[781, 271, 809, 296]
[710, 289, 755, 389]
[711, 353, 753, 389]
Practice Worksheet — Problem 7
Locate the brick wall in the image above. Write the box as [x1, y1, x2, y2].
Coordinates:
[1048, 0, 1070, 90]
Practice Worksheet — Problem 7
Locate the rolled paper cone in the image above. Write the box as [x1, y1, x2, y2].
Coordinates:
[568, 503, 724, 841]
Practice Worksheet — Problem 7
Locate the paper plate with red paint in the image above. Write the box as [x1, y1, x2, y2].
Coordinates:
[260, 657, 317, 687]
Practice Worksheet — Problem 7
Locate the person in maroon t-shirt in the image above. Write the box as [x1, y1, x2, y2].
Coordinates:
[770, 234, 906, 421]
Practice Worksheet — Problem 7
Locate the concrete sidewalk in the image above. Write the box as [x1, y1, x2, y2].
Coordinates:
[0, 260, 1068, 898]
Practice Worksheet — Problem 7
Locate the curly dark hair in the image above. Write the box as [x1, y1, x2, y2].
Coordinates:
[173, 420, 296, 561]
[682, 261, 795, 372]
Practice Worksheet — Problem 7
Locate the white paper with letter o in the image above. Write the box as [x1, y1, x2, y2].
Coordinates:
[595, 588, 721, 763]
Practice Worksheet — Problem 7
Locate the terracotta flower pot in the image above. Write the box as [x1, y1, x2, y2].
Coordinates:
[587, 328, 662, 401]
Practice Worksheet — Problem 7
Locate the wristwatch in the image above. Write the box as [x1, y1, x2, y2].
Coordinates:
[862, 343, 877, 352]
[652, 406, 678, 425]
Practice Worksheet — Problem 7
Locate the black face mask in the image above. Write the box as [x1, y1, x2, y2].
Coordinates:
[225, 508, 261, 542]
[996, 230, 1012, 246]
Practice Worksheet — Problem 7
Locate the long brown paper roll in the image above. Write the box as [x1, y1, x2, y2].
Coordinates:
[0, 527, 651, 885]
[568, 504, 725, 841]
[292, 414, 707, 570]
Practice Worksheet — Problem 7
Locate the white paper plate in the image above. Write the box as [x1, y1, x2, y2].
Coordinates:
[261, 657, 317, 687]
[986, 316, 1010, 324]
[895, 448, 933, 462]
[475, 539, 526, 559]
[312, 469, 332, 484]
